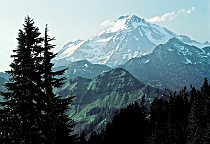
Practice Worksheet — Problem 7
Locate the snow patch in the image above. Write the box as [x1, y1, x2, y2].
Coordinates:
[61, 40, 85, 57]
[184, 58, 192, 64]
[96, 37, 112, 42]
[133, 51, 139, 57]
[168, 48, 174, 52]
[73, 69, 76, 74]
[84, 64, 88, 68]
[143, 59, 150, 63]
[143, 24, 176, 45]
[105, 18, 127, 33]
[123, 53, 132, 60]
[134, 35, 139, 41]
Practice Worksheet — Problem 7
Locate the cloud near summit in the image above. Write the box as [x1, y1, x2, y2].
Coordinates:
[146, 7, 195, 23]
[99, 19, 114, 30]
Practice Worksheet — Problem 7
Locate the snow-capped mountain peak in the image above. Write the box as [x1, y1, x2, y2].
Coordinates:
[99, 15, 171, 37]
[53, 15, 210, 68]
[103, 15, 147, 33]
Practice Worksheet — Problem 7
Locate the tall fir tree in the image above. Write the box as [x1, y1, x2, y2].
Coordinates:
[200, 77, 210, 143]
[205, 81, 210, 143]
[200, 77, 210, 127]
[186, 78, 210, 144]
[147, 97, 169, 144]
[41, 24, 76, 144]
[187, 90, 204, 144]
[0, 16, 44, 143]
[167, 89, 190, 144]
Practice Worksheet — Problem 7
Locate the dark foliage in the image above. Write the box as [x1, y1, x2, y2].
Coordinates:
[0, 16, 76, 144]
[81, 77, 210, 144]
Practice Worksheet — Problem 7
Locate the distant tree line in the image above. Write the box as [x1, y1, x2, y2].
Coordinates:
[77, 78, 210, 144]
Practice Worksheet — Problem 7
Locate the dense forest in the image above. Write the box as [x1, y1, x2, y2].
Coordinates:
[77, 77, 210, 144]
[0, 16, 210, 144]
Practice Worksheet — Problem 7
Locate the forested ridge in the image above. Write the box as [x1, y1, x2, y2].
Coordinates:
[81, 78, 210, 144]
[0, 16, 210, 144]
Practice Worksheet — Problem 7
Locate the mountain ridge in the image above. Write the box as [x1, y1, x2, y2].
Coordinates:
[56, 67, 165, 134]
[53, 15, 209, 68]
[121, 37, 210, 91]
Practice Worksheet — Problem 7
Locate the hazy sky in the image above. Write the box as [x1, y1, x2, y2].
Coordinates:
[0, 0, 210, 72]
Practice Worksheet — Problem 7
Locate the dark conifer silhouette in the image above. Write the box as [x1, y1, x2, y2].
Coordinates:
[187, 77, 210, 143]
[0, 16, 76, 144]
[41, 25, 76, 143]
[100, 101, 149, 144]
[0, 16, 44, 143]
[147, 97, 169, 144]
[166, 88, 190, 143]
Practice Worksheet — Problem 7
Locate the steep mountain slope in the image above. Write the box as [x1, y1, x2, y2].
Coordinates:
[53, 15, 209, 68]
[121, 38, 210, 91]
[62, 60, 112, 80]
[56, 68, 166, 134]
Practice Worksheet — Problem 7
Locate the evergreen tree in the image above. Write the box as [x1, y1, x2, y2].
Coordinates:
[205, 82, 210, 143]
[187, 78, 210, 143]
[200, 77, 209, 125]
[41, 24, 76, 143]
[0, 16, 44, 143]
[147, 97, 169, 144]
[200, 77, 210, 143]
[102, 101, 148, 144]
[187, 90, 204, 144]
[167, 89, 190, 144]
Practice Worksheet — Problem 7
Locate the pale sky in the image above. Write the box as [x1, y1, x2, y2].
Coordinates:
[0, 0, 210, 72]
